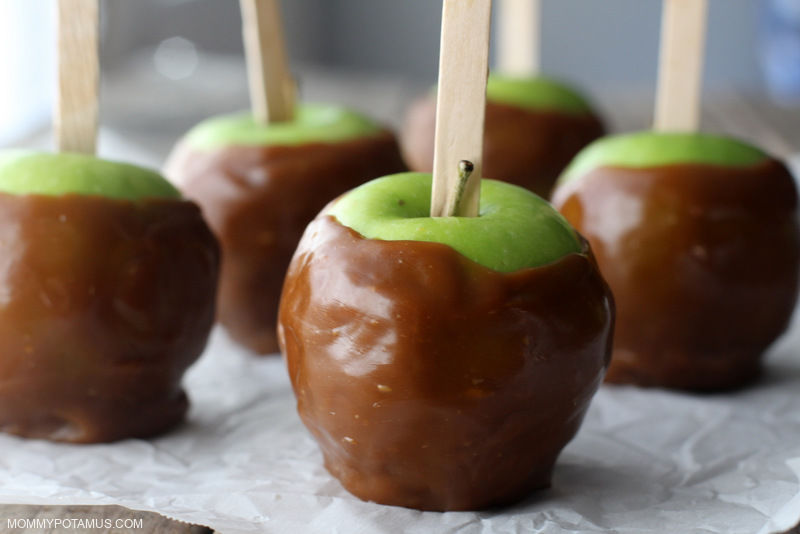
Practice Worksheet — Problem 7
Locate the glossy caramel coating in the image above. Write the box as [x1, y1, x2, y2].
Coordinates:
[553, 159, 800, 390]
[0, 194, 219, 443]
[278, 216, 614, 511]
[401, 96, 605, 198]
[165, 131, 406, 355]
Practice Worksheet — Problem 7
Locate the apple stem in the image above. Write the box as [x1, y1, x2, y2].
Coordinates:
[55, 0, 99, 155]
[240, 0, 296, 124]
[445, 161, 475, 217]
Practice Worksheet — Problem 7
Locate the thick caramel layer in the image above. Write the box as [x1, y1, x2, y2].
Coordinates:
[166, 131, 406, 354]
[0, 194, 219, 443]
[402, 97, 605, 198]
[553, 159, 800, 390]
[278, 216, 614, 511]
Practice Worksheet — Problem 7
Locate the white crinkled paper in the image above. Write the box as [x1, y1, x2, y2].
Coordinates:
[1, 312, 799, 534]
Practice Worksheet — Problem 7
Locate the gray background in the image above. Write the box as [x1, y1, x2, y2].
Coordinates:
[103, 0, 768, 92]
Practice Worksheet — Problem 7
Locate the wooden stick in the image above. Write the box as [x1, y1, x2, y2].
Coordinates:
[55, 0, 99, 155]
[430, 0, 493, 218]
[240, 0, 296, 124]
[497, 0, 540, 76]
[653, 0, 708, 131]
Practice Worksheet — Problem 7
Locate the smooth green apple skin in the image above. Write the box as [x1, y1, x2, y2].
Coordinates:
[327, 172, 582, 273]
[0, 150, 180, 200]
[559, 131, 770, 186]
[183, 103, 382, 150]
[486, 75, 595, 115]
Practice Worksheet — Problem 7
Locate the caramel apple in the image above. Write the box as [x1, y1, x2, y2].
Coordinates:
[278, 172, 614, 510]
[401, 75, 605, 198]
[0, 151, 219, 443]
[552, 132, 800, 390]
[164, 104, 406, 355]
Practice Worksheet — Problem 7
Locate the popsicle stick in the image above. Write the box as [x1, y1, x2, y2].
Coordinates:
[240, 0, 296, 124]
[55, 0, 99, 155]
[653, 0, 708, 131]
[497, 0, 540, 76]
[431, 0, 493, 218]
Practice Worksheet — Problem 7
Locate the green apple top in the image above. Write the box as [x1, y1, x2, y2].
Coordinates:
[327, 172, 582, 273]
[486, 75, 596, 115]
[0, 150, 180, 200]
[559, 131, 770, 185]
[183, 103, 382, 150]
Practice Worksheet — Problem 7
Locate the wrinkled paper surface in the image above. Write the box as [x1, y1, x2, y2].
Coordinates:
[1, 313, 799, 534]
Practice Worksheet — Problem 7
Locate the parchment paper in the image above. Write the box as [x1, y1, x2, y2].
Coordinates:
[1, 306, 799, 534]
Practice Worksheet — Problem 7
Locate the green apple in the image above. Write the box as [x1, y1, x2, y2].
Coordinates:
[327, 172, 582, 273]
[426, 75, 596, 115]
[559, 131, 769, 185]
[486, 74, 596, 115]
[183, 103, 382, 150]
[0, 150, 179, 200]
